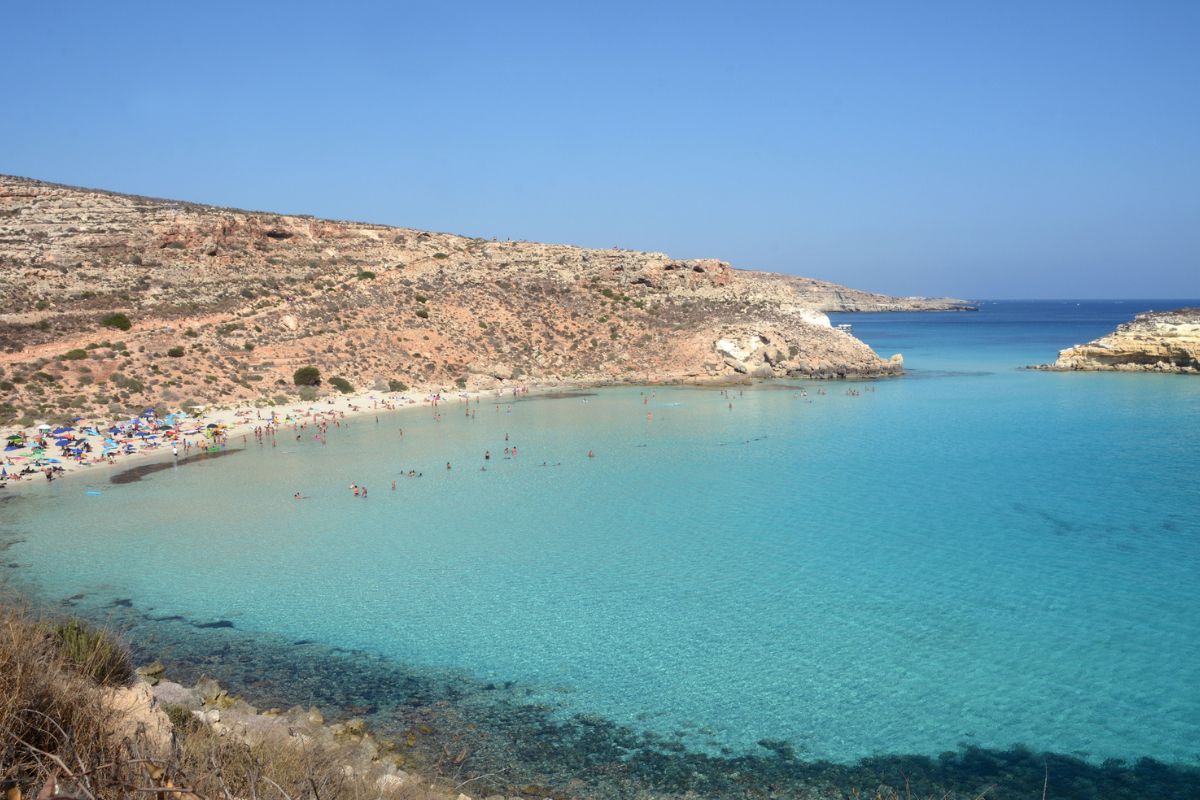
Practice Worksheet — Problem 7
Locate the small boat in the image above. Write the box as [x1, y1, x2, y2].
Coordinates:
[835, 323, 853, 333]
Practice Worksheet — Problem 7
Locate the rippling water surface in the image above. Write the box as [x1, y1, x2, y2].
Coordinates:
[4, 300, 1199, 797]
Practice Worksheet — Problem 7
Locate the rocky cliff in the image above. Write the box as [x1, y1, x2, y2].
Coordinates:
[0, 176, 958, 422]
[1047, 308, 1200, 373]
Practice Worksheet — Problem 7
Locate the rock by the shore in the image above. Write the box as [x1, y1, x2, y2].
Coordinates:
[1041, 307, 1200, 373]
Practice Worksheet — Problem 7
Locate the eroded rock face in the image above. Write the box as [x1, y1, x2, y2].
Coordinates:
[0, 175, 923, 419]
[1048, 308, 1200, 373]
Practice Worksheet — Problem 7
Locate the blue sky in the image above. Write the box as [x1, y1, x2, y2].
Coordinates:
[2, 1, 1197, 298]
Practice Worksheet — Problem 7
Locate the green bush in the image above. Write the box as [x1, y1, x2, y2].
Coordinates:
[243, 342, 255, 351]
[167, 346, 185, 358]
[62, 349, 88, 360]
[356, 270, 377, 280]
[329, 376, 354, 394]
[160, 702, 203, 734]
[387, 379, 409, 392]
[49, 617, 134, 687]
[432, 252, 448, 260]
[293, 366, 321, 386]
[100, 313, 132, 331]
[414, 294, 428, 303]
[415, 308, 429, 319]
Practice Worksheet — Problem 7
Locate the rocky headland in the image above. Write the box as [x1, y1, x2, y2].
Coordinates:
[0, 175, 968, 427]
[1042, 308, 1200, 373]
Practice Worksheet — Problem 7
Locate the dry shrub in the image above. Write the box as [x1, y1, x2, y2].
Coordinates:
[170, 727, 423, 800]
[0, 606, 135, 798]
[0, 604, 449, 800]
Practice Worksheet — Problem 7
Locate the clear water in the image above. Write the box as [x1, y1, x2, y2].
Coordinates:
[3, 300, 1199, 791]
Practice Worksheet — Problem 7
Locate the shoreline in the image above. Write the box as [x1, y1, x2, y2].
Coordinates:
[16, 591, 1200, 800]
[1, 382, 535, 490]
[0, 373, 887, 491]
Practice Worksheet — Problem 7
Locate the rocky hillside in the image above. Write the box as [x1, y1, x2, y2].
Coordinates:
[1046, 308, 1200, 373]
[0, 176, 963, 424]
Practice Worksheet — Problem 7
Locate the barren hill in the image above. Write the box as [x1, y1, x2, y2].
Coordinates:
[0, 176, 966, 424]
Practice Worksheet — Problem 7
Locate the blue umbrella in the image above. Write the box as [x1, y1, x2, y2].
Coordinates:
[52, 426, 73, 434]
[54, 438, 71, 446]
[45, 458, 61, 464]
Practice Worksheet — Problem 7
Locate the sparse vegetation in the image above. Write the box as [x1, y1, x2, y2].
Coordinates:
[329, 376, 354, 393]
[61, 348, 88, 360]
[167, 346, 185, 357]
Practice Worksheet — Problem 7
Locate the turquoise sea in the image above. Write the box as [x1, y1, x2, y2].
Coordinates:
[3, 300, 1199, 798]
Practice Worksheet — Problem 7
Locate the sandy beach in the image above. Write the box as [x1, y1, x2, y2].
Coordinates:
[0, 385, 534, 489]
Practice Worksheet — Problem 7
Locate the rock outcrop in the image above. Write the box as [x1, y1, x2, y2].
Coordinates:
[0, 176, 956, 421]
[1046, 308, 1200, 373]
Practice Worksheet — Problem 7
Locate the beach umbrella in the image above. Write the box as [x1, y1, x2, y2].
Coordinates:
[54, 438, 71, 446]
[46, 458, 61, 464]
[37, 424, 52, 431]
[51, 427, 73, 434]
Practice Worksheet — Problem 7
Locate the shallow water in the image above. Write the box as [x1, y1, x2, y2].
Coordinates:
[4, 300, 1199, 797]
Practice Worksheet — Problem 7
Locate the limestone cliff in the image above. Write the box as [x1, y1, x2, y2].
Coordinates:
[0, 176, 954, 422]
[1048, 308, 1200, 373]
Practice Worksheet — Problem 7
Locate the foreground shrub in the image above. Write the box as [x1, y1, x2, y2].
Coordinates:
[48, 617, 134, 686]
[62, 348, 88, 360]
[0, 606, 128, 796]
[167, 346, 185, 357]
[329, 376, 354, 393]
[388, 379, 409, 392]
[0, 604, 430, 800]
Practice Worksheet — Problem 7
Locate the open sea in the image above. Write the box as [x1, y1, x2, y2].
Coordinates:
[3, 300, 1199, 799]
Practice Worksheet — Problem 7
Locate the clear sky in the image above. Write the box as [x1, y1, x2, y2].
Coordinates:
[2, 1, 1197, 299]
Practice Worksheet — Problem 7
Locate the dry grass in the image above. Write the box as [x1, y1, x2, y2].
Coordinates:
[0, 605, 442, 800]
